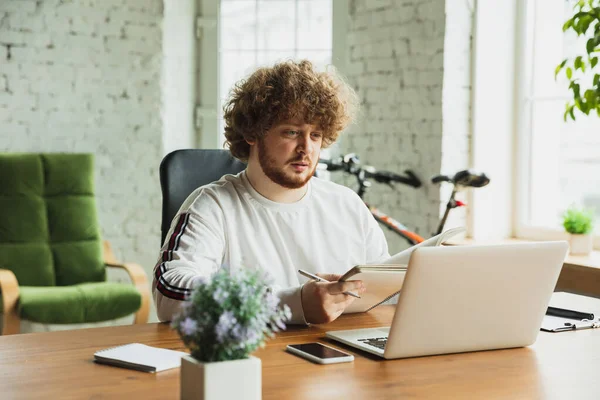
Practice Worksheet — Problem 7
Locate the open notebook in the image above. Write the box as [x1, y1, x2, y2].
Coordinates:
[94, 343, 188, 373]
[339, 227, 466, 313]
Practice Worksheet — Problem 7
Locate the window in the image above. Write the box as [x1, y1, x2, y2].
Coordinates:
[218, 0, 333, 145]
[517, 0, 600, 246]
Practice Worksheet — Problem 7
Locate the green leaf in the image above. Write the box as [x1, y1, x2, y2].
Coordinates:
[581, 15, 594, 34]
[555, 59, 568, 78]
[574, 82, 581, 97]
[570, 106, 576, 120]
[563, 19, 574, 31]
[594, 73, 600, 86]
[592, 57, 599, 68]
[587, 37, 596, 53]
[575, 56, 583, 70]
[567, 67, 573, 79]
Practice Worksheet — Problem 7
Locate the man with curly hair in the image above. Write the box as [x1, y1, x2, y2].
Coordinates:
[154, 60, 390, 324]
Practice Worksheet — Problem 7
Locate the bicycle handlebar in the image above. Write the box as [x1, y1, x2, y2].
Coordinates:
[318, 156, 422, 188]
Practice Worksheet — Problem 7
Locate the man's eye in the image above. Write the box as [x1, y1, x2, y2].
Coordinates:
[286, 130, 299, 136]
[311, 133, 323, 139]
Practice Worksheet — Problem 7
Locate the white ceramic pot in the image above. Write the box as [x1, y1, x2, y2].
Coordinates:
[180, 355, 261, 400]
[569, 233, 593, 255]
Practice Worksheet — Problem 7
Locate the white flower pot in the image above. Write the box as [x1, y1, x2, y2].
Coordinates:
[569, 233, 593, 255]
[180, 355, 261, 400]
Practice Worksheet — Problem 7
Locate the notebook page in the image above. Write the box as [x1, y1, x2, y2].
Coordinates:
[382, 227, 466, 265]
[94, 343, 188, 373]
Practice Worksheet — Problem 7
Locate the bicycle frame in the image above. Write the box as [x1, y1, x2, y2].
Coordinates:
[366, 203, 425, 246]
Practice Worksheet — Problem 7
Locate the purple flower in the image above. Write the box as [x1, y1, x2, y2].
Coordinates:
[179, 317, 198, 336]
[213, 287, 229, 304]
[264, 290, 280, 311]
[245, 328, 261, 344]
[274, 316, 286, 331]
[282, 304, 292, 320]
[239, 285, 253, 302]
[231, 323, 244, 341]
[215, 311, 237, 342]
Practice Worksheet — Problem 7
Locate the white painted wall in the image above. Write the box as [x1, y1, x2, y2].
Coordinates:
[469, 0, 518, 240]
[162, 0, 197, 154]
[440, 0, 475, 239]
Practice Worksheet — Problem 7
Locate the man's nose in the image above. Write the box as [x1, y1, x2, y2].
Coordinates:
[296, 134, 313, 154]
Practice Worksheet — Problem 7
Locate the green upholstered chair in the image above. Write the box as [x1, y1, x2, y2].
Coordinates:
[0, 153, 150, 335]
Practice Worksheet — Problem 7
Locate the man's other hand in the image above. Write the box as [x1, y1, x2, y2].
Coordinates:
[301, 273, 365, 324]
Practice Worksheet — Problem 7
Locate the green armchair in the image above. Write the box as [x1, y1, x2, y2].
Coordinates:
[0, 153, 150, 335]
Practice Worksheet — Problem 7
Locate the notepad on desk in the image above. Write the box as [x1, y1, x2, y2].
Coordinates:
[94, 343, 187, 373]
[339, 227, 466, 314]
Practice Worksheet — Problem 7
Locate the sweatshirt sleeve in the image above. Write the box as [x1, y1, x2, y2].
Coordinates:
[363, 204, 391, 264]
[275, 285, 308, 325]
[153, 209, 225, 322]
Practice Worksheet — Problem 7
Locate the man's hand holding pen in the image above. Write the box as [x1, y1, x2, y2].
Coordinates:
[300, 273, 366, 324]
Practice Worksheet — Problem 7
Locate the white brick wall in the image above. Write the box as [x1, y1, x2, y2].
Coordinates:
[0, 0, 163, 327]
[339, 0, 448, 253]
[337, 0, 473, 253]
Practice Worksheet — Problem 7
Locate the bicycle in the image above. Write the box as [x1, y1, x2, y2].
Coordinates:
[317, 153, 490, 246]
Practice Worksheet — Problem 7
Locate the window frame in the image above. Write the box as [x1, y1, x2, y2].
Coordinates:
[513, 0, 600, 250]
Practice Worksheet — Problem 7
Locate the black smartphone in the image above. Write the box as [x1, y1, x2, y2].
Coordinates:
[286, 342, 354, 364]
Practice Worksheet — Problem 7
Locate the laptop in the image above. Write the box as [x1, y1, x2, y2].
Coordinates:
[326, 241, 569, 359]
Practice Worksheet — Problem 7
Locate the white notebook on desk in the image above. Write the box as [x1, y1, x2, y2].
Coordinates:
[94, 343, 187, 373]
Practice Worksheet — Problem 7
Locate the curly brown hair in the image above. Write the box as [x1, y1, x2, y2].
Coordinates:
[223, 59, 358, 162]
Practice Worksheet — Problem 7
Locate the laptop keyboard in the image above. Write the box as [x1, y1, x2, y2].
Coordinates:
[358, 337, 388, 350]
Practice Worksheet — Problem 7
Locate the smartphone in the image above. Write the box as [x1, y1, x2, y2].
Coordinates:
[286, 342, 354, 364]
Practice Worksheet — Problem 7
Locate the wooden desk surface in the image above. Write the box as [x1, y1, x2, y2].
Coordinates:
[1, 305, 600, 400]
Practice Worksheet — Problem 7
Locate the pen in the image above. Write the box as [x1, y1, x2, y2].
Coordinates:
[546, 306, 595, 321]
[297, 269, 361, 299]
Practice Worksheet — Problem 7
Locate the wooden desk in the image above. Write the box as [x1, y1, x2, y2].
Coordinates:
[1, 305, 600, 399]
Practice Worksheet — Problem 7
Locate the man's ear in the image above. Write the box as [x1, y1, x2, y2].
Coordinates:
[244, 134, 256, 146]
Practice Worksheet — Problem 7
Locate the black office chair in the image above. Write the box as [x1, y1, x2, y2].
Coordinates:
[159, 149, 247, 245]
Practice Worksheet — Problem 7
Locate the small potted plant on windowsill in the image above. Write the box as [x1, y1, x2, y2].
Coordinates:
[563, 206, 595, 255]
[172, 268, 291, 400]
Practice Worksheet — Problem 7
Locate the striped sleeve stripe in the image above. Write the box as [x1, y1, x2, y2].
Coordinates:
[155, 263, 191, 300]
[169, 213, 191, 253]
[154, 213, 193, 300]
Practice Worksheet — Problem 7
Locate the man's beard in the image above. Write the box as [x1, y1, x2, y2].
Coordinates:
[257, 139, 316, 189]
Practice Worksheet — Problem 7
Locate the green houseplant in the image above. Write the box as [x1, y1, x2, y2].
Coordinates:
[555, 0, 600, 121]
[563, 206, 595, 254]
[172, 268, 290, 400]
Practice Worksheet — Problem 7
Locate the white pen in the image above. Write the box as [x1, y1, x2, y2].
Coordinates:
[297, 269, 361, 299]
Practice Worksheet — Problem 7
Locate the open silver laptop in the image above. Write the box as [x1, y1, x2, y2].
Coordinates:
[326, 241, 568, 359]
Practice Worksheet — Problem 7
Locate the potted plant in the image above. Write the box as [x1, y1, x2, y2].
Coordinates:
[172, 268, 291, 400]
[563, 206, 595, 255]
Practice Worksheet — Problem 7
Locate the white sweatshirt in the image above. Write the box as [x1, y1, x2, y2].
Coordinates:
[153, 171, 390, 324]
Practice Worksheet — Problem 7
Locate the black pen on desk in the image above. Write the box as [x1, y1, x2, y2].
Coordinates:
[546, 306, 595, 321]
[297, 269, 361, 299]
